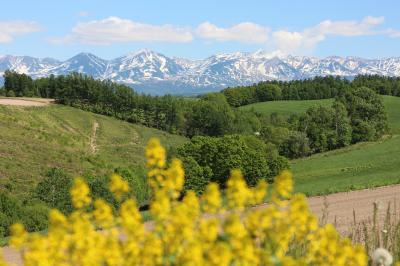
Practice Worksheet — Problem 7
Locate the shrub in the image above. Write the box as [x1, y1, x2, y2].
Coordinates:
[280, 131, 311, 159]
[19, 203, 49, 232]
[0, 192, 49, 236]
[35, 168, 73, 214]
[86, 167, 150, 209]
[177, 135, 274, 187]
[6, 138, 370, 265]
[0, 212, 13, 237]
[181, 157, 212, 194]
[35, 167, 150, 213]
[6, 90, 15, 97]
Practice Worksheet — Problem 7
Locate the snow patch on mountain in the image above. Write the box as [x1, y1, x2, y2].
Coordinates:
[1, 50, 400, 94]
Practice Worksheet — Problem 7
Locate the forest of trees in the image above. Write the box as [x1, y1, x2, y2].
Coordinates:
[221, 75, 400, 107]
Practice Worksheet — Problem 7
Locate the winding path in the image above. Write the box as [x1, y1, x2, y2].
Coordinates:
[89, 121, 99, 154]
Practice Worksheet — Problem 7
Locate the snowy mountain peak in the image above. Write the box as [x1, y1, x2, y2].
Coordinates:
[1, 50, 400, 94]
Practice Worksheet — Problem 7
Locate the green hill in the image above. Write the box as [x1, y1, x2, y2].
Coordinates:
[240, 96, 400, 133]
[292, 135, 400, 196]
[0, 104, 187, 198]
[239, 95, 400, 195]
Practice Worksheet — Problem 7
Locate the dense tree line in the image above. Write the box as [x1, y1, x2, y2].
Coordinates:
[221, 75, 400, 107]
[1, 71, 261, 137]
[352, 75, 400, 96]
[1, 71, 395, 139]
[1, 70, 38, 97]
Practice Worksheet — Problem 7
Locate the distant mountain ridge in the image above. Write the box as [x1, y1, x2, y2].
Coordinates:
[1, 49, 400, 94]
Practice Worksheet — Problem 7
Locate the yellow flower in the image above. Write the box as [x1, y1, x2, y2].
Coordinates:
[109, 173, 129, 200]
[93, 199, 114, 228]
[226, 169, 251, 209]
[202, 182, 222, 213]
[145, 138, 166, 169]
[9, 223, 27, 249]
[199, 218, 219, 242]
[70, 177, 91, 209]
[164, 158, 184, 194]
[119, 199, 143, 238]
[207, 242, 232, 266]
[273, 170, 293, 200]
[251, 179, 268, 205]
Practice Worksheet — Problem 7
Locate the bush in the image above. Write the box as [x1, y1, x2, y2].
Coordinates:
[0, 212, 13, 237]
[35, 168, 73, 214]
[177, 135, 274, 187]
[0, 192, 49, 236]
[280, 131, 311, 159]
[86, 175, 119, 210]
[20, 204, 49, 232]
[181, 157, 212, 194]
[6, 90, 15, 97]
[86, 167, 150, 209]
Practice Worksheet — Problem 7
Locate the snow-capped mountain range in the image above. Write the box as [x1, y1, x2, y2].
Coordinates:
[1, 49, 400, 94]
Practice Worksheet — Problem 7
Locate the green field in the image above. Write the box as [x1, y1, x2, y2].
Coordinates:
[239, 98, 334, 117]
[0, 104, 187, 199]
[239, 95, 400, 195]
[292, 135, 400, 196]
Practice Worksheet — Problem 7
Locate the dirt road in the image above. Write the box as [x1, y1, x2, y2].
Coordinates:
[2, 184, 400, 265]
[307, 185, 400, 233]
[0, 98, 53, 106]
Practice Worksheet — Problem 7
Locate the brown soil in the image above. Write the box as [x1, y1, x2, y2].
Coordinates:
[306, 184, 400, 234]
[0, 98, 54, 106]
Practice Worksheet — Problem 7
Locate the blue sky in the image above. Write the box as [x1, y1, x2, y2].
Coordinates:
[1, 0, 400, 60]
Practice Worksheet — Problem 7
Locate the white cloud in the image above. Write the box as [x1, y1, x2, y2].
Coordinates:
[272, 30, 325, 54]
[50, 16, 193, 45]
[272, 16, 385, 54]
[196, 22, 269, 44]
[386, 28, 400, 38]
[0, 21, 41, 43]
[49, 15, 400, 53]
[307, 16, 384, 36]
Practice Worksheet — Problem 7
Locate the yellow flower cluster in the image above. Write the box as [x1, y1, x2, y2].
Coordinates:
[109, 173, 130, 200]
[69, 177, 91, 209]
[2, 138, 370, 266]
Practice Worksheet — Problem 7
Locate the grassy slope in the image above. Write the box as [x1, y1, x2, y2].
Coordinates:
[240, 96, 400, 196]
[0, 104, 187, 198]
